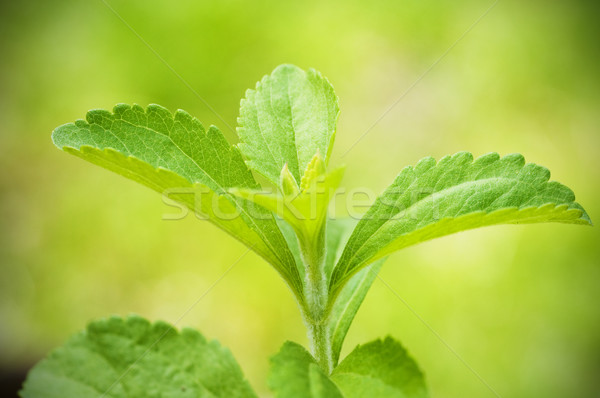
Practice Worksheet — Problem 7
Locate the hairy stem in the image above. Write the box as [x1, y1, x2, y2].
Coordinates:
[298, 222, 334, 373]
[307, 316, 333, 374]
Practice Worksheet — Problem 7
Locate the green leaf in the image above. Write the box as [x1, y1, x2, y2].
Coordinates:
[331, 152, 591, 293]
[319, 219, 384, 366]
[280, 163, 301, 197]
[237, 64, 339, 186]
[331, 337, 429, 398]
[20, 316, 257, 398]
[268, 342, 343, 398]
[52, 103, 302, 299]
[328, 261, 383, 366]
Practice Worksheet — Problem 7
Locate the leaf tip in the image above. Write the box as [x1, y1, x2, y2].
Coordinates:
[272, 63, 304, 76]
[280, 163, 300, 196]
[578, 208, 593, 226]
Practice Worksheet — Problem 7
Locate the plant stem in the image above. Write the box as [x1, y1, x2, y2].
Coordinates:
[307, 315, 333, 374]
[298, 223, 334, 374]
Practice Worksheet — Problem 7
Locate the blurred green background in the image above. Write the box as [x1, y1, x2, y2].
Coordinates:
[1, 0, 599, 396]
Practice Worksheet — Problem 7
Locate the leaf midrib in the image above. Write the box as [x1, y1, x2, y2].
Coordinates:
[114, 117, 225, 192]
[336, 175, 550, 279]
[92, 330, 223, 398]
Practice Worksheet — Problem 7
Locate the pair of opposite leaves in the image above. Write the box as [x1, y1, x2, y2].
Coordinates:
[21, 316, 428, 398]
[49, 64, 590, 304]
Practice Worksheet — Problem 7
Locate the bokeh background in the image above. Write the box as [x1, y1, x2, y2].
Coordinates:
[1, 0, 599, 397]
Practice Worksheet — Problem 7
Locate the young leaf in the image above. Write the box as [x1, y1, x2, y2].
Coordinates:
[280, 163, 301, 197]
[331, 337, 429, 398]
[331, 152, 591, 293]
[237, 64, 339, 186]
[21, 316, 257, 398]
[52, 104, 303, 299]
[229, 159, 345, 245]
[268, 342, 344, 398]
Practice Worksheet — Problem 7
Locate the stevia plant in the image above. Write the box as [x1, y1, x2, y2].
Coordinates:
[21, 64, 591, 397]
